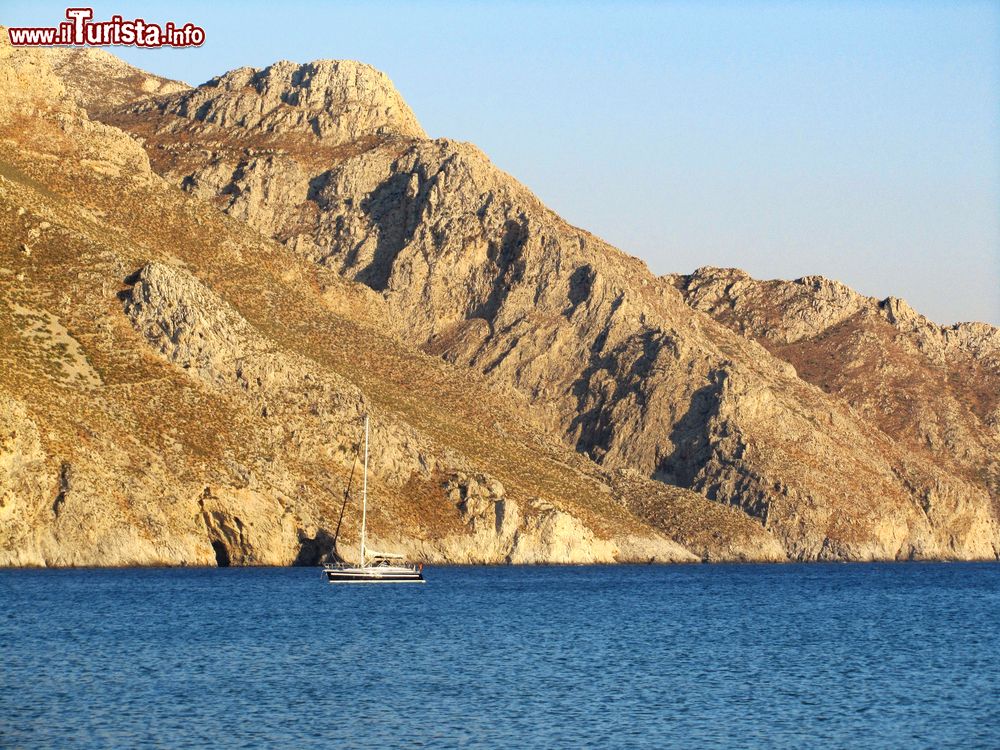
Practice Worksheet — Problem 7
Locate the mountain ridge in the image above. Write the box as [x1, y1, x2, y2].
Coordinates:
[2, 40, 996, 565]
[669, 266, 1000, 514]
[1, 37, 787, 566]
[87, 51, 999, 561]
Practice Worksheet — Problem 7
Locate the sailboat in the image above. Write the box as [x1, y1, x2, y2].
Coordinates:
[323, 415, 425, 583]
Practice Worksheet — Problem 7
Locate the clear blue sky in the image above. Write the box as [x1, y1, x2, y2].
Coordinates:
[7, 1, 999, 325]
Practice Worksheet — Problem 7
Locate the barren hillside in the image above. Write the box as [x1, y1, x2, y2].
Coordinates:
[79, 52, 1000, 561]
[2, 37, 793, 566]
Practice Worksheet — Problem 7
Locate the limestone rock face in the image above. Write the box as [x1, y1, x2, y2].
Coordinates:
[0, 397, 49, 566]
[0, 31, 152, 178]
[92, 55, 1000, 562]
[0, 393, 217, 568]
[0, 28, 70, 115]
[423, 472, 697, 564]
[115, 59, 425, 146]
[198, 486, 301, 566]
[670, 267, 1000, 512]
[123, 261, 426, 486]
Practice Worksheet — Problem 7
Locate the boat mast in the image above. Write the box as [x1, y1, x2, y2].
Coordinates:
[360, 413, 368, 568]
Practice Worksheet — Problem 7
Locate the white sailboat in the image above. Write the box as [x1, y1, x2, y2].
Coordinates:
[323, 415, 425, 583]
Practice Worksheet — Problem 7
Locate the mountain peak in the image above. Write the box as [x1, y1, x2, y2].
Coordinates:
[121, 57, 426, 145]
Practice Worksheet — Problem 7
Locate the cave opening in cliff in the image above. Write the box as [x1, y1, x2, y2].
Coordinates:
[211, 540, 230, 567]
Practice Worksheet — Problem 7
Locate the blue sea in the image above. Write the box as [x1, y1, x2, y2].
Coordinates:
[2, 563, 998, 748]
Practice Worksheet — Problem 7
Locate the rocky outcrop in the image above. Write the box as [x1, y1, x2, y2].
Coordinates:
[114, 59, 425, 146]
[416, 471, 697, 564]
[670, 267, 1000, 510]
[0, 397, 49, 566]
[0, 28, 153, 179]
[198, 485, 301, 566]
[48, 46, 188, 110]
[124, 260, 427, 484]
[668, 267, 868, 344]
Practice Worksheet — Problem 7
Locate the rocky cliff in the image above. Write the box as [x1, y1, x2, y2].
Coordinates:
[669, 267, 1000, 510]
[79, 53, 1000, 561]
[1, 37, 792, 566]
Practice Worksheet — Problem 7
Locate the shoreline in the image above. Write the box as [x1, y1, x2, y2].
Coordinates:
[3, 557, 999, 571]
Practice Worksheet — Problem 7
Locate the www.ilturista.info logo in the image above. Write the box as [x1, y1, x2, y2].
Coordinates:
[8, 7, 205, 48]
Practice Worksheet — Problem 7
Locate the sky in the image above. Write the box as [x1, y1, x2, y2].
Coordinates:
[6, 1, 999, 325]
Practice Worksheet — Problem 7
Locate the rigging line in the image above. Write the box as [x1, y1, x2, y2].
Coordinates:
[330, 439, 361, 561]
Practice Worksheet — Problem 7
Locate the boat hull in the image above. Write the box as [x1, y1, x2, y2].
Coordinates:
[324, 567, 425, 584]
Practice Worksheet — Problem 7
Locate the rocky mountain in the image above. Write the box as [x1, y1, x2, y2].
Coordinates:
[74, 53, 1000, 561]
[118, 59, 424, 143]
[669, 267, 1000, 510]
[1, 35, 789, 566]
[49, 46, 188, 110]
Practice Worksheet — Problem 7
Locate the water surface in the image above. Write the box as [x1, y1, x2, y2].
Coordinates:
[2, 563, 998, 748]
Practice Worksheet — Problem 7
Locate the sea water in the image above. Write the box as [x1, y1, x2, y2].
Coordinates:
[2, 563, 998, 748]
